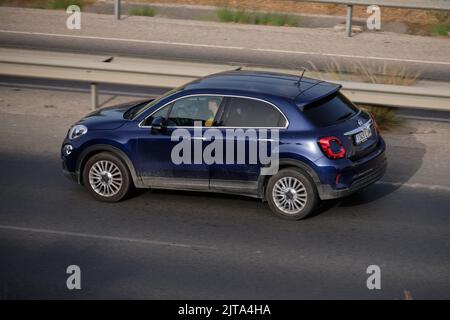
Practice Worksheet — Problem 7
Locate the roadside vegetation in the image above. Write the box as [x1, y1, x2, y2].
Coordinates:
[307, 60, 422, 86]
[128, 6, 156, 17]
[217, 8, 300, 27]
[431, 11, 450, 36]
[361, 106, 399, 130]
[48, 0, 86, 9]
[307, 60, 416, 129]
[0, 0, 88, 9]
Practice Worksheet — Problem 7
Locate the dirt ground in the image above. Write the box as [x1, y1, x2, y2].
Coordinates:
[135, 0, 448, 24]
[0, 0, 448, 35]
[1, 0, 447, 24]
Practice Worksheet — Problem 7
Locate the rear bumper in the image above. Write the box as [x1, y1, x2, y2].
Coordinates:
[317, 139, 387, 200]
[318, 159, 387, 199]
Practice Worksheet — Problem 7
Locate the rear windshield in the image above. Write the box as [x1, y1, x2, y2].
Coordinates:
[302, 92, 359, 127]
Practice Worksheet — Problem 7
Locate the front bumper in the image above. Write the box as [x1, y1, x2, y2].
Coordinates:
[62, 158, 79, 183]
[63, 168, 78, 182]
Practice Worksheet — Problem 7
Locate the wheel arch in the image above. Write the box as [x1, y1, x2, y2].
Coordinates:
[258, 158, 321, 201]
[76, 144, 144, 188]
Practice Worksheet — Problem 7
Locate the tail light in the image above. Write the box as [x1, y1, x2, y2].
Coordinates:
[318, 136, 346, 159]
[369, 112, 380, 135]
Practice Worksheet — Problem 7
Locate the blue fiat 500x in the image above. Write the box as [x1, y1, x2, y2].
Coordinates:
[61, 71, 387, 220]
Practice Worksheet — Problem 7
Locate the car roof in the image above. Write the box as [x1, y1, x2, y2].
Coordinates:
[182, 71, 341, 106]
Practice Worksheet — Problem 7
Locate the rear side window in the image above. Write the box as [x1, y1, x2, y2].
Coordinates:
[303, 92, 359, 127]
[220, 97, 286, 127]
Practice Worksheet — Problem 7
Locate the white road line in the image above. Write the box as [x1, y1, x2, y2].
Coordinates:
[0, 225, 217, 250]
[0, 30, 245, 50]
[254, 48, 450, 66]
[1, 30, 450, 66]
[377, 181, 450, 193]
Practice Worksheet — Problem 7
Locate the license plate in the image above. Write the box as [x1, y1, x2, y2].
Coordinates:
[355, 127, 372, 144]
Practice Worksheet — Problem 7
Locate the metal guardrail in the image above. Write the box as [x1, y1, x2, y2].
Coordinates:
[0, 48, 237, 109]
[114, 0, 450, 37]
[0, 48, 449, 111]
[302, 0, 450, 10]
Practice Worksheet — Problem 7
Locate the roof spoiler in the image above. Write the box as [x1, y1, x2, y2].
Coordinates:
[296, 83, 342, 111]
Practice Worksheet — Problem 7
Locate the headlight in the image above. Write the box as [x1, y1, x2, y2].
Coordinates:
[68, 125, 88, 140]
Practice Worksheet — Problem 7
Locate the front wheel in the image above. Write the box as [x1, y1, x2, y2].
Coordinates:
[82, 152, 132, 202]
[266, 168, 319, 220]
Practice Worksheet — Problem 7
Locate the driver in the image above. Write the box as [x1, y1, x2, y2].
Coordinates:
[205, 98, 221, 127]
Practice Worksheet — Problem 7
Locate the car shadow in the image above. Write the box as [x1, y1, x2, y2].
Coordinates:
[128, 124, 426, 219]
[336, 124, 426, 209]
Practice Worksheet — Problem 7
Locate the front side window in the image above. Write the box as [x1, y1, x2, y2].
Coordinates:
[220, 97, 286, 127]
[167, 96, 223, 127]
[142, 104, 170, 126]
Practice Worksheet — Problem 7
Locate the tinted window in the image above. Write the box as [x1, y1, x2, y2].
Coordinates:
[132, 87, 181, 120]
[303, 92, 359, 127]
[142, 104, 170, 126]
[221, 97, 286, 127]
[167, 96, 223, 127]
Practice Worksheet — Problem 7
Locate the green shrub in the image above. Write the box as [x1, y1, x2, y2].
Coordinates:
[432, 22, 450, 36]
[217, 7, 234, 22]
[217, 8, 299, 27]
[128, 7, 156, 17]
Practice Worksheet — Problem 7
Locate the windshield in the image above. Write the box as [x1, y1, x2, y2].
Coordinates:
[125, 87, 181, 120]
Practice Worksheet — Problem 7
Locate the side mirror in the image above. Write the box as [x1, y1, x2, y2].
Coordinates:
[150, 116, 166, 133]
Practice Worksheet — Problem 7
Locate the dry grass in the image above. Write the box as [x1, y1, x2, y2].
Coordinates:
[134, 0, 447, 25]
[0, 0, 93, 9]
[305, 60, 411, 130]
[361, 105, 399, 130]
[307, 60, 422, 86]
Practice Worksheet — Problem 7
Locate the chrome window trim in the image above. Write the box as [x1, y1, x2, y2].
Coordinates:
[344, 118, 373, 136]
[138, 94, 290, 130]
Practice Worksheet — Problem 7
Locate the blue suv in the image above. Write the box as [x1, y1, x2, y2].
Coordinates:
[61, 71, 387, 220]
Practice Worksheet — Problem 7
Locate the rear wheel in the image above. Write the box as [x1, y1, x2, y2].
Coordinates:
[82, 152, 132, 202]
[266, 168, 318, 220]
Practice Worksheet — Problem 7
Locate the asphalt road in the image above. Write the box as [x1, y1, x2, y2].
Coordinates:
[0, 90, 449, 299]
[2, 29, 449, 82]
[1, 7, 450, 81]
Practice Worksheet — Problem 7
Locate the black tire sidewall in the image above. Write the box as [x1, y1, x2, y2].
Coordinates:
[82, 152, 132, 202]
[266, 168, 318, 220]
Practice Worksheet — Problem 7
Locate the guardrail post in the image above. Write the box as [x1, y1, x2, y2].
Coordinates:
[91, 83, 98, 110]
[346, 4, 353, 37]
[115, 0, 121, 20]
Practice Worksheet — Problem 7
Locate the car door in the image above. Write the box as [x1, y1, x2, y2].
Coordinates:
[210, 96, 288, 195]
[136, 95, 224, 191]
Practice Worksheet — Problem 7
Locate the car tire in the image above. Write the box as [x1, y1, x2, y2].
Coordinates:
[82, 152, 132, 202]
[266, 168, 319, 220]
